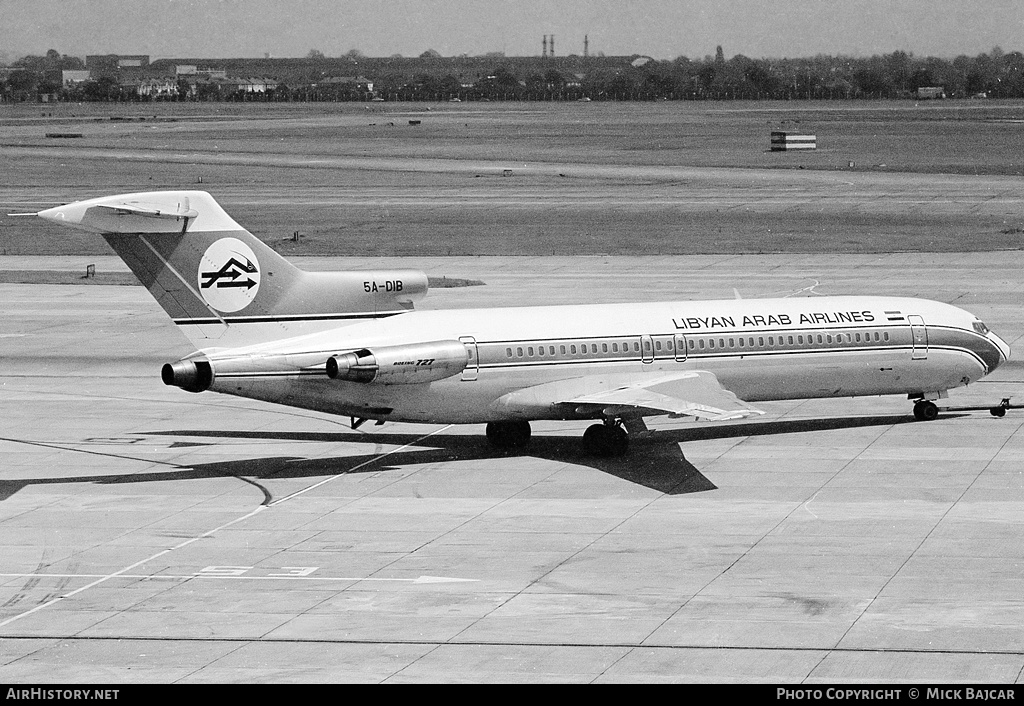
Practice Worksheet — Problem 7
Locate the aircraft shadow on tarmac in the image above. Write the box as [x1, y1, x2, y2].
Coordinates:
[0, 414, 926, 502]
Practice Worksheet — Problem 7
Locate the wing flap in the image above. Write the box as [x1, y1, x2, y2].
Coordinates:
[565, 371, 763, 421]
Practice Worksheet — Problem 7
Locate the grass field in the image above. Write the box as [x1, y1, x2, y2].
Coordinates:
[1, 99, 1023, 257]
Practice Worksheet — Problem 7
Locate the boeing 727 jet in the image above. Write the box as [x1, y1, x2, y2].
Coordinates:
[30, 191, 1011, 456]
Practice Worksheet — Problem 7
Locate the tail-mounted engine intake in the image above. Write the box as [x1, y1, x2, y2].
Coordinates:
[327, 340, 468, 385]
[161, 359, 213, 393]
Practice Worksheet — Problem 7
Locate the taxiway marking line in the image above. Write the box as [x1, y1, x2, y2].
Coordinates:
[268, 424, 454, 506]
[0, 508, 267, 629]
[0, 424, 461, 630]
[0, 573, 476, 584]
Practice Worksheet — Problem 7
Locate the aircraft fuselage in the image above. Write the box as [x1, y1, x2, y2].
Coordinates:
[197, 295, 1009, 424]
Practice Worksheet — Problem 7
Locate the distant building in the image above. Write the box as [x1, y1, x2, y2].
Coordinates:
[86, 54, 150, 79]
[86, 54, 149, 70]
[131, 77, 179, 98]
[318, 75, 373, 92]
[116, 56, 148, 68]
[224, 77, 278, 93]
[916, 86, 945, 99]
[61, 70, 91, 86]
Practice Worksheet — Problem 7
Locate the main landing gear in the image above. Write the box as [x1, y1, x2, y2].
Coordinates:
[484, 419, 632, 457]
[583, 421, 629, 457]
[485, 420, 532, 449]
[913, 400, 939, 422]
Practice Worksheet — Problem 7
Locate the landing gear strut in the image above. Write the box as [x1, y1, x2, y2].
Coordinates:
[583, 420, 629, 457]
[913, 400, 939, 422]
[485, 420, 532, 449]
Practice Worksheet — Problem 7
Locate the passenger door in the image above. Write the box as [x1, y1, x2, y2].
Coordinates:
[641, 335, 654, 364]
[908, 315, 928, 360]
[460, 336, 479, 380]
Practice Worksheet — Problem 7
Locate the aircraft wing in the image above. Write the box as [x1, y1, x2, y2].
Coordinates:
[561, 371, 764, 422]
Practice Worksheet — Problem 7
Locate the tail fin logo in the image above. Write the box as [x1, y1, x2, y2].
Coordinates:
[198, 238, 261, 312]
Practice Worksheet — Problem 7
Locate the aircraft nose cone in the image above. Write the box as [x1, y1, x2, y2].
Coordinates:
[991, 332, 1011, 365]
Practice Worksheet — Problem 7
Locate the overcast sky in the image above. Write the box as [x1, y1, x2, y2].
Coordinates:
[1, 0, 1021, 62]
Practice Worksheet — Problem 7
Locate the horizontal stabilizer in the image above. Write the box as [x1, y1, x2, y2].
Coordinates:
[35, 192, 237, 234]
[95, 202, 198, 218]
[81, 205, 196, 234]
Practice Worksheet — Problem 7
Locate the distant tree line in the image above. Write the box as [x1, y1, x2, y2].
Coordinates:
[3, 47, 1024, 102]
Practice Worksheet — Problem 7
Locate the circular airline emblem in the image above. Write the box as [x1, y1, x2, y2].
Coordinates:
[197, 238, 261, 313]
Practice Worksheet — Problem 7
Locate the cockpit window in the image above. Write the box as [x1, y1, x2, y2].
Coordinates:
[973, 320, 990, 335]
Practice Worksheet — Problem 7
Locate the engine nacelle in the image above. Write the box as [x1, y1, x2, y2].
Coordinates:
[161, 359, 213, 393]
[327, 340, 468, 385]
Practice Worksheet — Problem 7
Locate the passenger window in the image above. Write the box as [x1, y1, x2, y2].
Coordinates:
[883, 332, 890, 341]
[592, 344, 598, 353]
[768, 337, 774, 346]
[528, 346, 534, 356]
[729, 338, 735, 348]
[570, 344, 577, 354]
[709, 339, 715, 349]
[560, 345, 566, 354]
[602, 343, 608, 353]
[517, 347, 524, 356]
[787, 336, 794, 345]
[699, 339, 705, 349]
[634, 342, 640, 352]
[817, 334, 823, 344]
[655, 341, 662, 351]
[538, 346, 545, 356]
[738, 338, 744, 347]
[758, 337, 764, 346]
[612, 343, 619, 352]
[506, 347, 513, 357]
[798, 335, 804, 344]
[719, 338, 725, 348]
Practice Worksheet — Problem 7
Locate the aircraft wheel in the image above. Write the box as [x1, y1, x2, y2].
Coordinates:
[991, 407, 1007, 418]
[913, 400, 939, 422]
[583, 423, 629, 457]
[485, 420, 532, 449]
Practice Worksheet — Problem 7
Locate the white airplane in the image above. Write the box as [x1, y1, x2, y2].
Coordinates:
[30, 190, 1011, 456]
